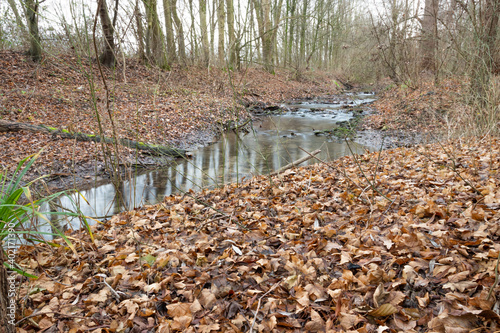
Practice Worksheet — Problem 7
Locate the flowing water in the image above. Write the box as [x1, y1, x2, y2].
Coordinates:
[45, 93, 376, 231]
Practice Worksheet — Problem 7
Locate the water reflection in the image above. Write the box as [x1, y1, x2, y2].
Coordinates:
[44, 94, 375, 230]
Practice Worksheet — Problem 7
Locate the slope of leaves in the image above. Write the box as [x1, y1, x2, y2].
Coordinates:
[15, 137, 500, 332]
[364, 79, 464, 133]
[0, 50, 339, 183]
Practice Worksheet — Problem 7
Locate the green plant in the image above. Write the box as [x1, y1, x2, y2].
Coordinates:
[0, 152, 92, 276]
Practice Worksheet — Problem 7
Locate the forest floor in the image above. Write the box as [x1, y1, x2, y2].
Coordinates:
[15, 136, 500, 332]
[4, 51, 500, 332]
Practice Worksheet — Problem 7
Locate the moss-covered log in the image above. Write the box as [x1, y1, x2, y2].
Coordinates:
[0, 120, 186, 157]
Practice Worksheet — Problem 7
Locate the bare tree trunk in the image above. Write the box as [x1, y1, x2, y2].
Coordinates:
[143, 0, 168, 68]
[217, 0, 225, 65]
[299, 0, 308, 66]
[98, 0, 116, 67]
[288, 0, 297, 67]
[252, 0, 279, 73]
[163, 0, 176, 62]
[199, 0, 210, 66]
[485, 0, 500, 74]
[226, 0, 238, 68]
[7, 0, 27, 32]
[188, 0, 198, 62]
[271, 0, 283, 67]
[262, 0, 272, 71]
[305, 0, 324, 69]
[171, 0, 186, 64]
[134, 0, 146, 61]
[210, 0, 216, 61]
[420, 0, 439, 74]
[24, 0, 42, 62]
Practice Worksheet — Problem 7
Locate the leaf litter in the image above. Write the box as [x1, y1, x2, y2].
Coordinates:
[14, 136, 500, 332]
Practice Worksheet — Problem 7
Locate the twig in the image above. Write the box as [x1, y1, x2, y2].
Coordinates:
[96, 274, 128, 301]
[16, 311, 88, 326]
[488, 250, 500, 301]
[345, 140, 393, 203]
[373, 136, 385, 184]
[181, 192, 250, 231]
[299, 146, 370, 205]
[298, 146, 327, 164]
[269, 149, 321, 176]
[249, 281, 281, 333]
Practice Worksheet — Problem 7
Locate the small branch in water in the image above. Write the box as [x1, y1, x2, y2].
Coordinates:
[269, 149, 321, 176]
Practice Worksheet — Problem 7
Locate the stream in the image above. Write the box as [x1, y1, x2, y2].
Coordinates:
[44, 92, 376, 231]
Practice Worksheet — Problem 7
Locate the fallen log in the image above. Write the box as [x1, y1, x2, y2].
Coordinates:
[0, 120, 187, 157]
[269, 149, 321, 176]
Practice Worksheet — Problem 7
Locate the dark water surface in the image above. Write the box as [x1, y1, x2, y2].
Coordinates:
[47, 93, 376, 228]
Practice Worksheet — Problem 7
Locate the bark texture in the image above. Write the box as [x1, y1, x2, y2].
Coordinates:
[420, 0, 439, 73]
[24, 0, 42, 62]
[98, 0, 116, 67]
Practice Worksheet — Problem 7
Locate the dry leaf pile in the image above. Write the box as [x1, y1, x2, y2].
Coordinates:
[365, 80, 464, 133]
[15, 137, 500, 332]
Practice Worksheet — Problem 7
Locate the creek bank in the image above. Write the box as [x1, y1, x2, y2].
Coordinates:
[27, 90, 425, 195]
[1, 50, 345, 193]
[247, 92, 428, 150]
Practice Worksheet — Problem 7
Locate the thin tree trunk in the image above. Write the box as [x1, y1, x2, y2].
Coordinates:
[226, 0, 238, 68]
[217, 0, 225, 65]
[171, 0, 186, 64]
[24, 0, 42, 62]
[305, 0, 324, 69]
[143, 0, 168, 68]
[163, 0, 176, 62]
[188, 0, 198, 62]
[299, 0, 308, 66]
[471, 0, 500, 101]
[199, 0, 210, 66]
[134, 0, 146, 61]
[262, 0, 272, 71]
[98, 0, 116, 67]
[7, 0, 27, 32]
[287, 0, 296, 66]
[420, 0, 439, 74]
[252, 0, 273, 72]
[271, 0, 283, 67]
[210, 0, 216, 61]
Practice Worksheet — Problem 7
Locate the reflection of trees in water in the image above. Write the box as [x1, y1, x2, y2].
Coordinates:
[42, 101, 372, 238]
